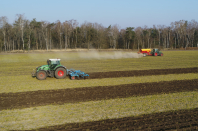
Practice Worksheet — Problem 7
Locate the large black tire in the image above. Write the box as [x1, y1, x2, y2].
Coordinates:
[55, 68, 66, 79]
[36, 71, 47, 80]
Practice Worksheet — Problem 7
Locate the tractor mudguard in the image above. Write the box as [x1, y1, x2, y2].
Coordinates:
[38, 70, 48, 73]
[36, 66, 41, 72]
[54, 65, 67, 70]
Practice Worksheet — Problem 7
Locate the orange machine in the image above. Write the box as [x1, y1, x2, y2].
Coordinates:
[138, 49, 152, 56]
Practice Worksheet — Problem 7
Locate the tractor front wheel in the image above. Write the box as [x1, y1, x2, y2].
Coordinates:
[161, 53, 163, 56]
[36, 71, 47, 80]
[55, 68, 66, 79]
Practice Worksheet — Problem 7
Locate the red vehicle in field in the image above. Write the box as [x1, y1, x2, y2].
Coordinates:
[138, 48, 163, 57]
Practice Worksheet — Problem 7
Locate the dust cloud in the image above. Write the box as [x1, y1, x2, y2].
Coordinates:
[0, 51, 143, 63]
[78, 51, 143, 60]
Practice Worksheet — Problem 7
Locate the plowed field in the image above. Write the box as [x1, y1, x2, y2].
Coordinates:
[88, 67, 198, 79]
[31, 108, 198, 131]
[1, 79, 198, 111]
[1, 67, 198, 130]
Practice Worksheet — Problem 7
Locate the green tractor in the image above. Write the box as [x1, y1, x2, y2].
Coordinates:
[150, 48, 163, 56]
[32, 59, 67, 80]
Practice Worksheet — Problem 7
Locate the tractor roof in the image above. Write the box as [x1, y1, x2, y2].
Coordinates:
[49, 59, 61, 61]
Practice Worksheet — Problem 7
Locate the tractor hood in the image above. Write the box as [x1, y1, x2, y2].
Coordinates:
[36, 65, 50, 71]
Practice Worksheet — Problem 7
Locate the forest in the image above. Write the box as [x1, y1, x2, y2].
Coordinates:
[0, 14, 198, 52]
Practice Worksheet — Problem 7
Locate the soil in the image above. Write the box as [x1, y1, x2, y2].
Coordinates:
[88, 67, 198, 79]
[1, 79, 198, 111]
[29, 108, 198, 131]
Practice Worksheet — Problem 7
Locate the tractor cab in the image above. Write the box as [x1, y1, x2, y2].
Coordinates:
[151, 48, 163, 56]
[47, 59, 60, 65]
[152, 48, 160, 53]
[47, 59, 61, 69]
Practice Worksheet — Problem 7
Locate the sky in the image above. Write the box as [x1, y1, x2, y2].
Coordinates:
[0, 0, 198, 29]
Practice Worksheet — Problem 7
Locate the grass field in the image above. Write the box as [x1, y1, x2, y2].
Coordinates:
[0, 50, 198, 130]
[0, 50, 198, 75]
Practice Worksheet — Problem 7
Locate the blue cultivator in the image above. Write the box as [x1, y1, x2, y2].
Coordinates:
[67, 69, 89, 80]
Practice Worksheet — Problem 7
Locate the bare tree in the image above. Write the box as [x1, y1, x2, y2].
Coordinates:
[24, 20, 34, 52]
[161, 25, 168, 48]
[185, 20, 197, 49]
[152, 25, 158, 48]
[174, 21, 181, 48]
[167, 27, 171, 48]
[55, 20, 62, 49]
[11, 25, 17, 50]
[97, 23, 105, 49]
[81, 21, 93, 50]
[63, 21, 69, 50]
[41, 21, 49, 51]
[5, 23, 12, 52]
[170, 22, 177, 49]
[66, 20, 73, 48]
[93, 23, 99, 49]
[67, 19, 79, 48]
[135, 27, 143, 50]
[111, 24, 120, 49]
[86, 23, 92, 50]
[73, 20, 79, 48]
[0, 16, 8, 52]
[48, 23, 55, 50]
[190, 20, 198, 47]
[157, 25, 162, 48]
[16, 14, 25, 52]
[80, 23, 87, 48]
[144, 26, 152, 48]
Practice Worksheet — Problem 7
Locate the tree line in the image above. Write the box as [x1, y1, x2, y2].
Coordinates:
[0, 14, 198, 52]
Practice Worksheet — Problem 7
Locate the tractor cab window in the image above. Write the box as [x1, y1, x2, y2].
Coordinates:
[153, 49, 159, 53]
[50, 60, 60, 65]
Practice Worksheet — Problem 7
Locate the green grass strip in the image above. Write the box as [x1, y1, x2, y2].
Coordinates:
[0, 73, 198, 93]
[0, 91, 198, 130]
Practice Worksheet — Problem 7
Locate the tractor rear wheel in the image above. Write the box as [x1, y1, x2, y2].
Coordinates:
[55, 68, 66, 79]
[154, 53, 158, 56]
[36, 71, 47, 80]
